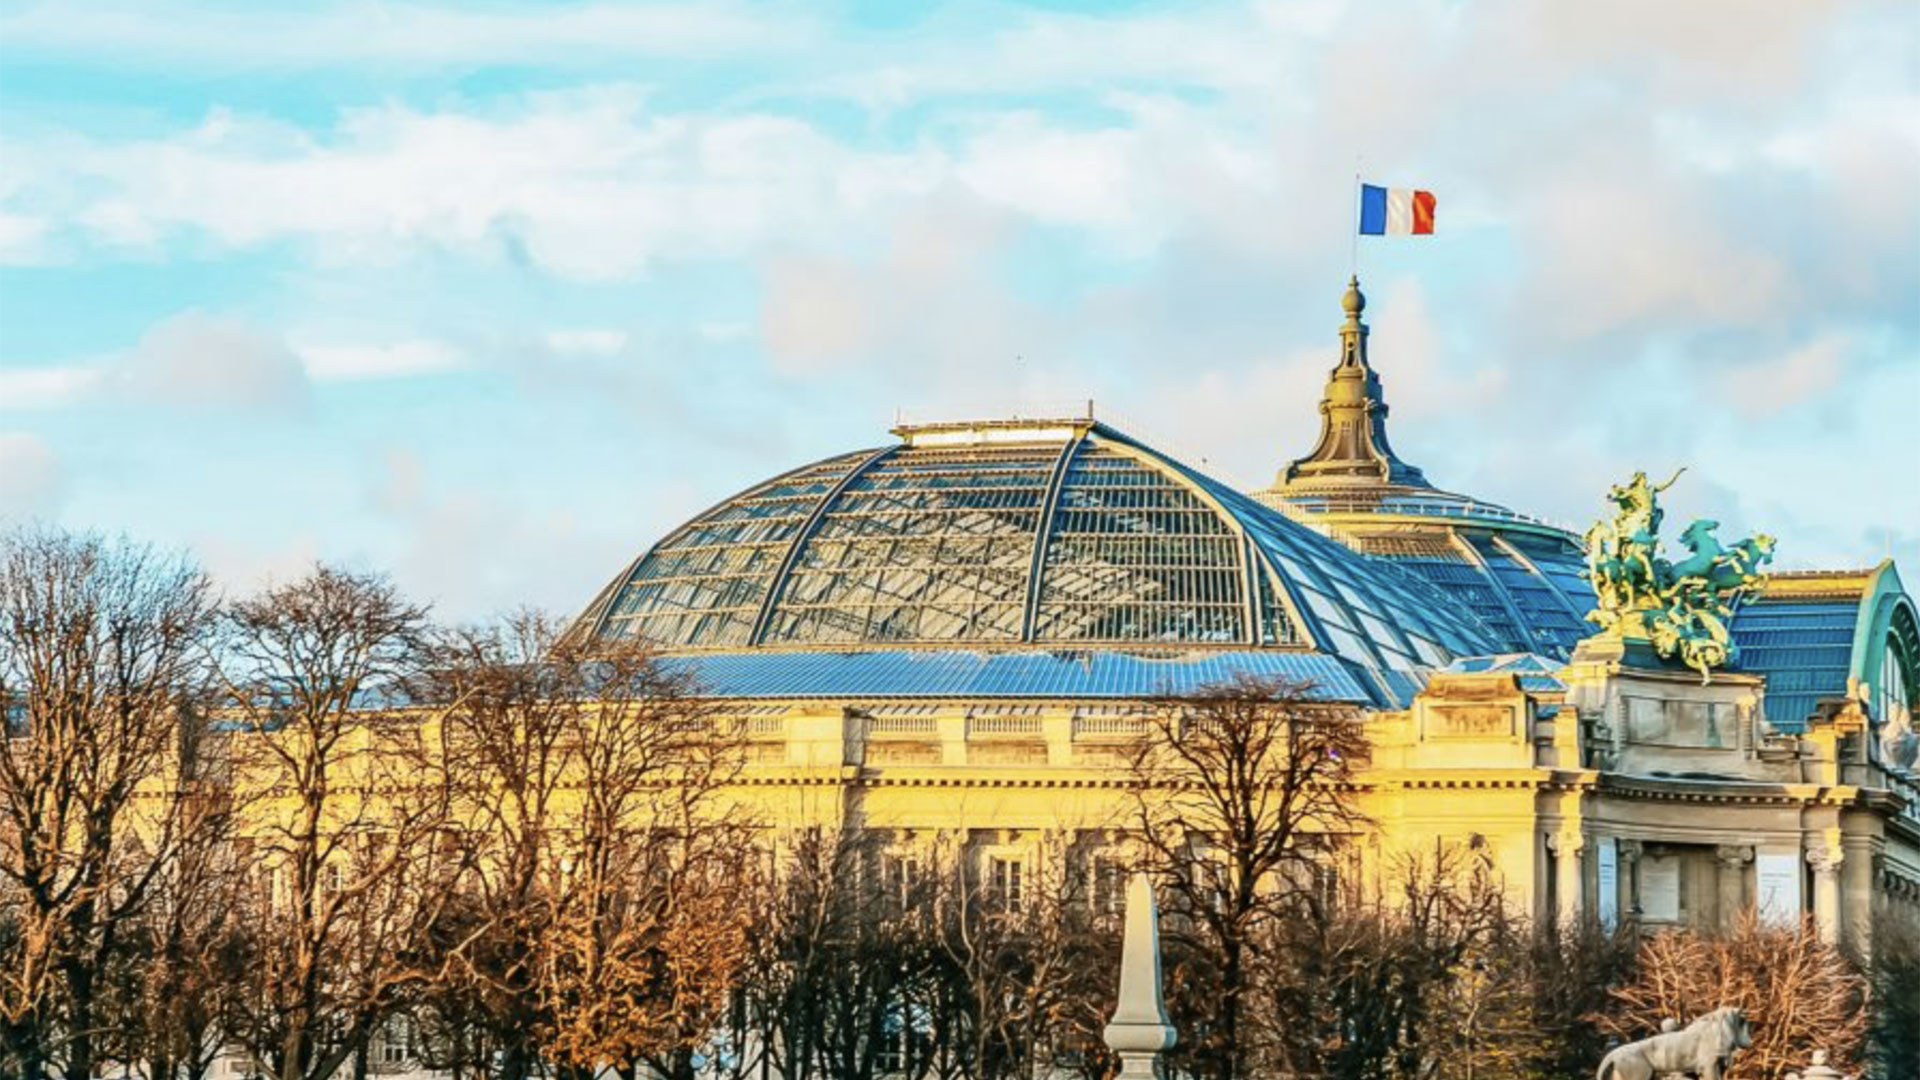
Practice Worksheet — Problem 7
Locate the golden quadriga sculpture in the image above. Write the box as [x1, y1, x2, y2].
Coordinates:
[1582, 470, 1775, 682]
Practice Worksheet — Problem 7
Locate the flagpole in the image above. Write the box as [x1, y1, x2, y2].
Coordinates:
[1349, 168, 1361, 277]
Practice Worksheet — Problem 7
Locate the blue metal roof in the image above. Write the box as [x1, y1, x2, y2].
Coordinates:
[1733, 600, 1860, 732]
[663, 648, 1376, 703]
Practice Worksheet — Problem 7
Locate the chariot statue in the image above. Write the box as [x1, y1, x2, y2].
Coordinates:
[1583, 470, 1774, 682]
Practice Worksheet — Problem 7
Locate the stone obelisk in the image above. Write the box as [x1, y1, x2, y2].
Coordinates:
[1103, 872, 1177, 1078]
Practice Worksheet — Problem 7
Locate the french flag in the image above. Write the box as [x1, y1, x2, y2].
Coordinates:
[1358, 184, 1436, 236]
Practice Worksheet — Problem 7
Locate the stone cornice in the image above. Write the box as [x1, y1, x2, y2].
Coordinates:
[1597, 773, 1865, 808]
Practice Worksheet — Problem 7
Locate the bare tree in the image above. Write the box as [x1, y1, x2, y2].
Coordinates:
[0, 528, 216, 1080]
[1256, 839, 1525, 1079]
[536, 632, 753, 1080]
[718, 827, 907, 1080]
[930, 836, 1112, 1080]
[1127, 674, 1370, 1080]
[409, 611, 577, 1080]
[1869, 907, 1920, 1079]
[1520, 918, 1636, 1080]
[117, 782, 250, 1080]
[412, 614, 754, 1080]
[214, 564, 451, 1080]
[1602, 912, 1868, 1079]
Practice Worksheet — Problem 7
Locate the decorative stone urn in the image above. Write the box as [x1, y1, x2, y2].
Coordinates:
[1785, 1049, 1849, 1080]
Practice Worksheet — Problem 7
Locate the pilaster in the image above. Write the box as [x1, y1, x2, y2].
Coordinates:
[1618, 839, 1644, 924]
[1714, 844, 1753, 929]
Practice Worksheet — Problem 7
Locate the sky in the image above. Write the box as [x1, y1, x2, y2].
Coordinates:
[1, 0, 1915, 623]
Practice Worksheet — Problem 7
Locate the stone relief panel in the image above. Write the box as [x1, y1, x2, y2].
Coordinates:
[1624, 695, 1735, 750]
[1756, 851, 1802, 924]
[869, 742, 943, 765]
[970, 742, 1048, 766]
[1425, 703, 1517, 739]
[1640, 855, 1682, 921]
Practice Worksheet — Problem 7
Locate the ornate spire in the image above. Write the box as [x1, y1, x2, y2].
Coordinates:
[1276, 276, 1430, 492]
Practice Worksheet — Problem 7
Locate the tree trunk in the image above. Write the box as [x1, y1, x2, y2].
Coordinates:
[17, 1026, 48, 1080]
[1220, 934, 1242, 1080]
[62, 961, 95, 1080]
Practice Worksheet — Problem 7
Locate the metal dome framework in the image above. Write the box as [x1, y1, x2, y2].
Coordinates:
[575, 418, 1503, 692]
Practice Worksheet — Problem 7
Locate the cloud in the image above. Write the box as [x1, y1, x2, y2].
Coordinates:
[0, 211, 52, 265]
[2, 316, 468, 417]
[1723, 336, 1849, 420]
[0, 366, 103, 410]
[296, 339, 463, 381]
[0, 2, 803, 70]
[0, 433, 62, 519]
[543, 330, 630, 356]
[758, 191, 1076, 400]
[759, 256, 873, 373]
[120, 311, 311, 412]
[361, 449, 632, 622]
[3, 0, 1914, 614]
[3, 92, 946, 280]
[191, 532, 322, 600]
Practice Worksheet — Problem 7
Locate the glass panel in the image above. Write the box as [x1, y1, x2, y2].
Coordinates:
[1032, 444, 1247, 644]
[764, 443, 1058, 644]
[1469, 536, 1589, 655]
[598, 451, 874, 648]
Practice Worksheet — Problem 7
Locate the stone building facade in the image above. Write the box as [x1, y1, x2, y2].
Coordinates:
[564, 279, 1919, 956]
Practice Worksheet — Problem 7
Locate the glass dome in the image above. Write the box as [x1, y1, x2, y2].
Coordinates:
[573, 418, 1505, 698]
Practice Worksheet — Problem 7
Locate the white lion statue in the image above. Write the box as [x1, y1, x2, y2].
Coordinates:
[1596, 1006, 1753, 1080]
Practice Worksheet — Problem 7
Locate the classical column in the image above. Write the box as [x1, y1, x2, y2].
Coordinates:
[1715, 845, 1753, 930]
[1808, 846, 1843, 945]
[1548, 830, 1585, 927]
[1618, 840, 1644, 925]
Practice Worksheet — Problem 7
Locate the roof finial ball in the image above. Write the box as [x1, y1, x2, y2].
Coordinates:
[1342, 275, 1366, 318]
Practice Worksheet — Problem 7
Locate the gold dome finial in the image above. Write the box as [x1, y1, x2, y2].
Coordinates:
[1342, 275, 1365, 319]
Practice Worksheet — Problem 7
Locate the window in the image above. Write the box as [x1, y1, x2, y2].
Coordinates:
[876, 1003, 931, 1074]
[1310, 859, 1340, 914]
[321, 861, 345, 899]
[884, 854, 921, 913]
[990, 856, 1024, 912]
[374, 1019, 413, 1067]
[1879, 640, 1912, 734]
[1093, 857, 1126, 916]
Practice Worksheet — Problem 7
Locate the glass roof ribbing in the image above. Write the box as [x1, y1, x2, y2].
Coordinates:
[579, 421, 1506, 685]
[585, 450, 876, 649]
[1733, 566, 1920, 734]
[1031, 445, 1263, 645]
[765, 444, 1055, 645]
[1463, 534, 1592, 656]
